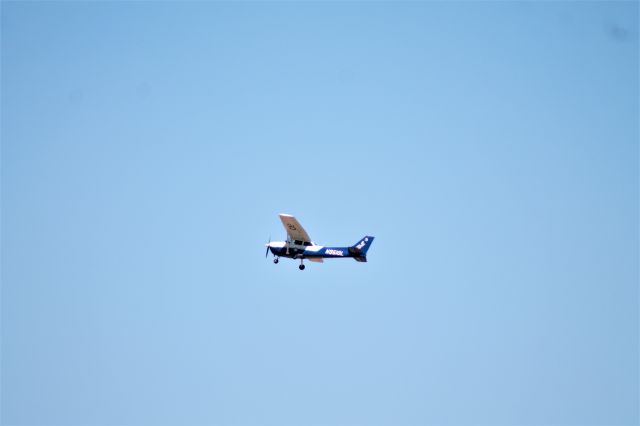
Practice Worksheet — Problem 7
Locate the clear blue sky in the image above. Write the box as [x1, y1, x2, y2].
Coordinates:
[2, 1, 638, 425]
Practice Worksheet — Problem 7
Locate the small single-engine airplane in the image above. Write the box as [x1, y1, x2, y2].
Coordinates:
[265, 213, 374, 270]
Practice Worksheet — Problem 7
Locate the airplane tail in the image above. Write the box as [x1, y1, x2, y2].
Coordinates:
[348, 236, 375, 262]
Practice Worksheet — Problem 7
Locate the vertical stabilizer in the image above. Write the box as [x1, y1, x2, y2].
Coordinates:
[348, 236, 375, 261]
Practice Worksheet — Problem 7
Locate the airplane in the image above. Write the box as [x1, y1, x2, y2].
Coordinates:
[265, 213, 374, 270]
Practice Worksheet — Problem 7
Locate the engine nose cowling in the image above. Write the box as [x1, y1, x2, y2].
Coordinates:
[265, 241, 286, 256]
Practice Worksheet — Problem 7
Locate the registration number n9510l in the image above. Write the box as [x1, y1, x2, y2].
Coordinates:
[325, 249, 344, 256]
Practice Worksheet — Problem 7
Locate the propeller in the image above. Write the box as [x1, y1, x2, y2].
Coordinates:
[265, 235, 271, 258]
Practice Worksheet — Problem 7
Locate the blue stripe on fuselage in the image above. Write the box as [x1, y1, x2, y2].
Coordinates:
[269, 246, 353, 259]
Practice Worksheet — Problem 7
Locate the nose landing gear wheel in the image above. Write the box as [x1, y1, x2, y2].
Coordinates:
[274, 258, 279, 264]
[299, 264, 305, 270]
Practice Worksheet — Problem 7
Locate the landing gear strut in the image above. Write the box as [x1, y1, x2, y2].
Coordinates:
[273, 257, 279, 264]
[299, 259, 305, 270]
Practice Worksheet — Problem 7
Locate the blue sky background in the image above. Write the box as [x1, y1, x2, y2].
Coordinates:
[2, 1, 638, 425]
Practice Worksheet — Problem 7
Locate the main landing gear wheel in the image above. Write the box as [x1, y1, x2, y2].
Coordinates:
[299, 264, 305, 270]
[273, 258, 279, 264]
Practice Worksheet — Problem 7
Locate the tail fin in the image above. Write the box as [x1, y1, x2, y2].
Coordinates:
[348, 236, 375, 262]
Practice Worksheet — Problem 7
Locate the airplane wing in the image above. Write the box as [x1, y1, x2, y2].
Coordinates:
[279, 214, 311, 243]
